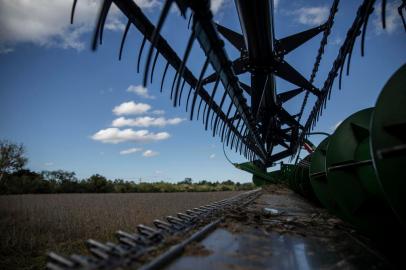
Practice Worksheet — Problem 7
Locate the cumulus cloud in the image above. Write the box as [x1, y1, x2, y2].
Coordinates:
[373, 1, 403, 35]
[120, 147, 143, 155]
[211, 0, 226, 14]
[143, 150, 159, 157]
[127, 85, 155, 99]
[91, 128, 170, 144]
[209, 153, 216, 159]
[112, 116, 185, 128]
[134, 0, 161, 10]
[113, 101, 151, 115]
[0, 0, 159, 52]
[152, 110, 165, 115]
[290, 6, 329, 26]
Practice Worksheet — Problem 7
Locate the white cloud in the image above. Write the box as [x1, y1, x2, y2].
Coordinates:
[112, 116, 185, 128]
[44, 162, 54, 166]
[91, 128, 170, 144]
[127, 84, 155, 99]
[209, 153, 216, 159]
[0, 0, 159, 52]
[143, 150, 159, 157]
[330, 36, 343, 46]
[135, 0, 161, 10]
[290, 6, 329, 26]
[210, 0, 226, 14]
[373, 1, 403, 35]
[120, 147, 143, 155]
[113, 101, 151, 115]
[152, 110, 165, 115]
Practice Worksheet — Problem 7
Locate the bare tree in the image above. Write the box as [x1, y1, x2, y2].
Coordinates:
[0, 140, 28, 181]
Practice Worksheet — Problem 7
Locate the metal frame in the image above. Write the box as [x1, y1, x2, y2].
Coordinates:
[69, 0, 400, 169]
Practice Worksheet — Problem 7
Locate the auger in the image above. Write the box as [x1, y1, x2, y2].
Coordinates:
[283, 65, 406, 238]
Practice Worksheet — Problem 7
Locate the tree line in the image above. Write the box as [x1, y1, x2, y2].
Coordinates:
[0, 169, 254, 194]
[0, 140, 254, 194]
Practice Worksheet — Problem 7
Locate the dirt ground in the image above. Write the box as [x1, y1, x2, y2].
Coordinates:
[0, 191, 241, 270]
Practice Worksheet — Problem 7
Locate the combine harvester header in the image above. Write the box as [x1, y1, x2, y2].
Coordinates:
[47, 0, 406, 269]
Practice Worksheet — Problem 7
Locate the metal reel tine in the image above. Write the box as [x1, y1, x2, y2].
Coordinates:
[338, 58, 345, 89]
[137, 36, 147, 73]
[99, 0, 113, 45]
[234, 123, 245, 152]
[210, 109, 216, 132]
[143, 0, 174, 86]
[218, 119, 226, 141]
[160, 61, 170, 92]
[150, 49, 160, 83]
[361, 2, 374, 57]
[231, 119, 242, 149]
[185, 84, 194, 112]
[190, 56, 210, 120]
[399, 3, 406, 31]
[202, 102, 208, 125]
[221, 103, 233, 142]
[346, 39, 356, 75]
[178, 78, 187, 106]
[170, 70, 179, 100]
[197, 97, 204, 121]
[187, 13, 193, 29]
[119, 20, 131, 61]
[91, 0, 112, 51]
[382, 0, 387, 29]
[205, 75, 221, 130]
[174, 32, 196, 107]
[240, 126, 249, 154]
[226, 111, 238, 146]
[213, 89, 228, 137]
[71, 0, 78, 24]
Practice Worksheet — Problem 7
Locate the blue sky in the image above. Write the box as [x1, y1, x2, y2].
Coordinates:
[0, 0, 405, 182]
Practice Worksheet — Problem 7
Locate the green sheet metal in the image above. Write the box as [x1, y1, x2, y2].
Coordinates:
[309, 138, 344, 216]
[371, 64, 406, 227]
[325, 108, 400, 238]
[234, 162, 278, 185]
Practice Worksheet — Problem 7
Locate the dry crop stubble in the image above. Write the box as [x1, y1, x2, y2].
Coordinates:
[0, 191, 241, 269]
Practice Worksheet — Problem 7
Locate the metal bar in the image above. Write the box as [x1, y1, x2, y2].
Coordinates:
[139, 219, 221, 270]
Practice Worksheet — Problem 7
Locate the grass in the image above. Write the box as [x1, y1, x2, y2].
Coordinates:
[0, 191, 241, 269]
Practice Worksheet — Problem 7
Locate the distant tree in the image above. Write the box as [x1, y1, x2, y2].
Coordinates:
[86, 174, 114, 193]
[41, 170, 78, 193]
[198, 180, 209, 185]
[0, 140, 28, 182]
[222, 180, 235, 185]
[179, 177, 192, 185]
[0, 169, 48, 194]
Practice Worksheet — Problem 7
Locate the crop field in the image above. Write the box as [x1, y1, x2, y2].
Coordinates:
[0, 191, 241, 270]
